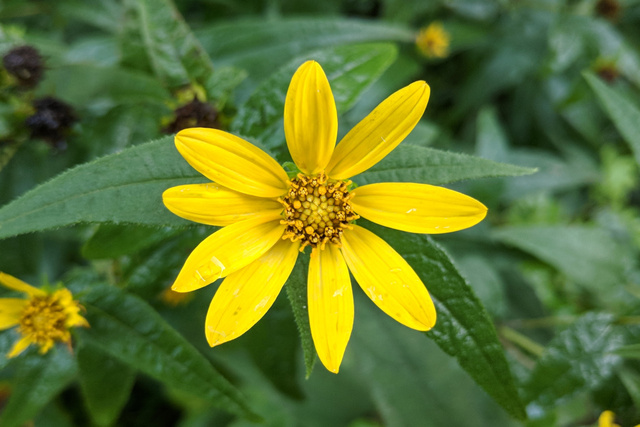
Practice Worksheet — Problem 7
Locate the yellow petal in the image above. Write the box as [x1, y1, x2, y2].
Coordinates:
[175, 128, 289, 198]
[326, 81, 430, 180]
[205, 239, 300, 347]
[308, 245, 353, 373]
[340, 225, 436, 331]
[172, 213, 285, 293]
[598, 411, 619, 427]
[163, 183, 283, 226]
[0, 272, 45, 296]
[351, 183, 487, 234]
[0, 298, 26, 330]
[284, 61, 338, 175]
[8, 335, 32, 358]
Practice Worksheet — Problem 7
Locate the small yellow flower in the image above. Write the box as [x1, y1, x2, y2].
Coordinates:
[599, 411, 621, 427]
[0, 272, 88, 358]
[163, 61, 487, 373]
[598, 410, 640, 427]
[416, 22, 450, 59]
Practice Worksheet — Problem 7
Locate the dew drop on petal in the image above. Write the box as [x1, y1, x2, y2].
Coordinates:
[254, 296, 270, 311]
[211, 256, 225, 273]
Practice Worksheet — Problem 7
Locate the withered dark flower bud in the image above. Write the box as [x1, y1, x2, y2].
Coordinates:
[596, 64, 620, 83]
[25, 97, 77, 149]
[2, 45, 45, 88]
[595, 0, 620, 20]
[163, 97, 220, 134]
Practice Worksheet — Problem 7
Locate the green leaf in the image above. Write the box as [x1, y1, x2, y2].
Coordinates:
[81, 104, 167, 157]
[204, 66, 248, 109]
[618, 367, 640, 410]
[493, 225, 632, 291]
[613, 343, 640, 359]
[57, 0, 124, 33]
[76, 284, 259, 421]
[0, 141, 22, 173]
[246, 296, 304, 400]
[232, 42, 398, 154]
[0, 331, 16, 371]
[197, 18, 413, 78]
[285, 254, 316, 378]
[351, 294, 518, 427]
[522, 313, 624, 407]
[82, 224, 181, 259]
[584, 72, 640, 166]
[476, 106, 509, 162]
[122, 227, 208, 298]
[33, 402, 75, 427]
[356, 144, 536, 185]
[502, 148, 599, 199]
[77, 343, 136, 427]
[368, 222, 527, 420]
[0, 136, 202, 240]
[40, 64, 170, 108]
[455, 255, 507, 318]
[128, 0, 214, 88]
[0, 348, 78, 427]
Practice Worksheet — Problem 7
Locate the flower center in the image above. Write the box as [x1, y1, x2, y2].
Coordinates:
[18, 295, 70, 346]
[280, 173, 359, 250]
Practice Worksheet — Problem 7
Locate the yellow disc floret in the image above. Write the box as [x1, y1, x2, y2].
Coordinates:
[280, 173, 359, 250]
[416, 22, 450, 59]
[17, 289, 88, 354]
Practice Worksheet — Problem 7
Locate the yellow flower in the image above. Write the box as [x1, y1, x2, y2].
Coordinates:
[163, 61, 487, 373]
[599, 411, 621, 427]
[0, 272, 88, 358]
[598, 410, 640, 427]
[416, 22, 450, 59]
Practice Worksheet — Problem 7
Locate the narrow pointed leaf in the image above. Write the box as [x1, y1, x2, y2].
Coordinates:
[128, 0, 214, 88]
[197, 17, 413, 77]
[368, 222, 527, 420]
[285, 254, 316, 377]
[82, 224, 181, 259]
[0, 348, 77, 427]
[0, 137, 202, 240]
[356, 144, 536, 186]
[493, 225, 631, 291]
[522, 313, 624, 407]
[76, 284, 259, 421]
[77, 343, 136, 427]
[352, 295, 519, 427]
[0, 141, 22, 174]
[584, 72, 640, 166]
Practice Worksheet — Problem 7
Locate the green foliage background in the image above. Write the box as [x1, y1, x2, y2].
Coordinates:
[0, 0, 639, 426]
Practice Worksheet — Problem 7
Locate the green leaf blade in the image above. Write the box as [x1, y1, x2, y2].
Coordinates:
[285, 255, 316, 378]
[131, 0, 214, 88]
[0, 137, 202, 240]
[77, 343, 136, 427]
[493, 225, 631, 291]
[0, 349, 77, 427]
[356, 144, 537, 185]
[584, 72, 640, 166]
[368, 222, 527, 420]
[77, 284, 259, 421]
[198, 18, 412, 78]
[522, 313, 624, 408]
